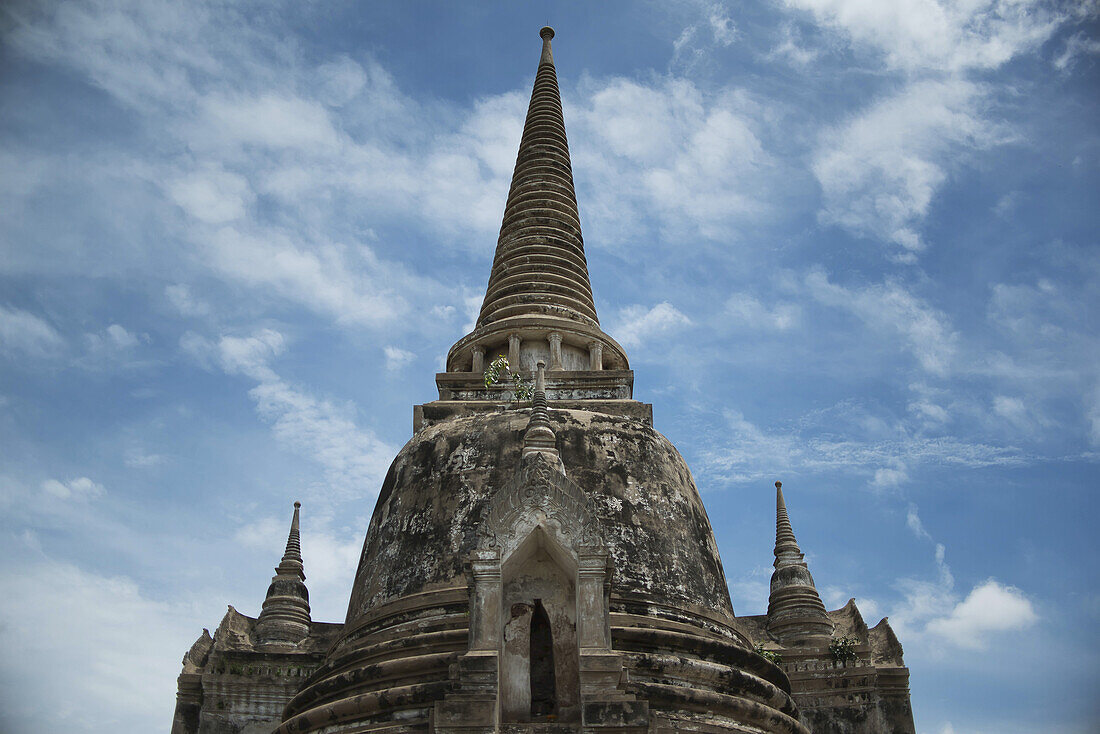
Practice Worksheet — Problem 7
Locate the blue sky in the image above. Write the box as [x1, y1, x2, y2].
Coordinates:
[0, 1, 1097, 732]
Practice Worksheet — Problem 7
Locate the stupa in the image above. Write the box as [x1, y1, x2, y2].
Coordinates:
[172, 27, 915, 734]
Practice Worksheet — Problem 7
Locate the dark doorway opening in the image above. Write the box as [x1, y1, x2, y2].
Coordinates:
[530, 598, 556, 719]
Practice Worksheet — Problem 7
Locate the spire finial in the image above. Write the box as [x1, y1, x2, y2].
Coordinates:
[540, 26, 555, 65]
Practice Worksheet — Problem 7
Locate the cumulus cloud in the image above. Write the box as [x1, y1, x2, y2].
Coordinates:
[926, 579, 1038, 649]
[813, 79, 1001, 255]
[612, 302, 693, 348]
[572, 78, 776, 245]
[785, 0, 1068, 73]
[0, 306, 64, 358]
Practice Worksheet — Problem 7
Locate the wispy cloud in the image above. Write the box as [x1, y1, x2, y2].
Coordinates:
[804, 269, 957, 374]
[698, 406, 1025, 485]
[0, 306, 64, 359]
[181, 330, 395, 501]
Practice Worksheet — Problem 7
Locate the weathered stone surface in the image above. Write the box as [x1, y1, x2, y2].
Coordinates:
[345, 408, 734, 623]
[171, 606, 343, 734]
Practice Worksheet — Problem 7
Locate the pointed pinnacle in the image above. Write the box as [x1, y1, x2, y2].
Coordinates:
[276, 501, 305, 581]
[523, 361, 560, 467]
[774, 481, 803, 560]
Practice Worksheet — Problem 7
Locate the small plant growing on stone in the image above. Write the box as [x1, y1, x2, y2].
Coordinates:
[483, 355, 533, 401]
[829, 635, 859, 664]
[754, 643, 783, 665]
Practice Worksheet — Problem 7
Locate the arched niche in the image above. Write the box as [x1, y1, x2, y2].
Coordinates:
[500, 525, 580, 723]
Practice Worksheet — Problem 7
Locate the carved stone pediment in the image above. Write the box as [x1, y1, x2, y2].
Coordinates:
[478, 453, 603, 555]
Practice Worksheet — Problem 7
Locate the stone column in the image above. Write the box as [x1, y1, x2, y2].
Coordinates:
[471, 345, 485, 374]
[576, 551, 610, 650]
[508, 333, 521, 368]
[547, 332, 563, 371]
[468, 548, 502, 651]
[587, 341, 603, 371]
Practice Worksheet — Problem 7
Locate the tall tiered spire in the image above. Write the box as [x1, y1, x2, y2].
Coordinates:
[254, 502, 311, 646]
[443, 28, 631, 381]
[767, 482, 833, 645]
[477, 26, 598, 329]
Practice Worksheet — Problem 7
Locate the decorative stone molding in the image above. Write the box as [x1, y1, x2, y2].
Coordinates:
[477, 454, 602, 556]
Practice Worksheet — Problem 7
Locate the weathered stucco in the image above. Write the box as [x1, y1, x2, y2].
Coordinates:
[346, 407, 733, 627]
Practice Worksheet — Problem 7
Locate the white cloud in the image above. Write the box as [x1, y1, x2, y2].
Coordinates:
[165, 284, 211, 317]
[0, 306, 64, 358]
[871, 464, 909, 490]
[1087, 385, 1100, 447]
[992, 395, 1028, 426]
[40, 477, 105, 501]
[0, 557, 202, 734]
[805, 269, 957, 375]
[573, 78, 775, 245]
[785, 0, 1067, 72]
[383, 346, 416, 371]
[202, 227, 405, 327]
[926, 579, 1038, 649]
[183, 330, 395, 500]
[124, 450, 164, 468]
[699, 406, 1023, 485]
[813, 79, 1000, 255]
[724, 293, 800, 330]
[167, 165, 253, 224]
[613, 302, 693, 348]
[770, 23, 820, 66]
[1054, 31, 1100, 70]
[906, 503, 933, 540]
[194, 92, 342, 151]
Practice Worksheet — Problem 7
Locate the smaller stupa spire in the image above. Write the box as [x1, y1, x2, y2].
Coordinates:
[522, 361, 564, 472]
[766, 481, 833, 645]
[275, 501, 305, 581]
[774, 482, 802, 559]
[254, 501, 311, 646]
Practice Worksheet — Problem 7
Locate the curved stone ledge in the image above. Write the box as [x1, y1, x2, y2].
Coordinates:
[631, 681, 810, 734]
[274, 681, 449, 734]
